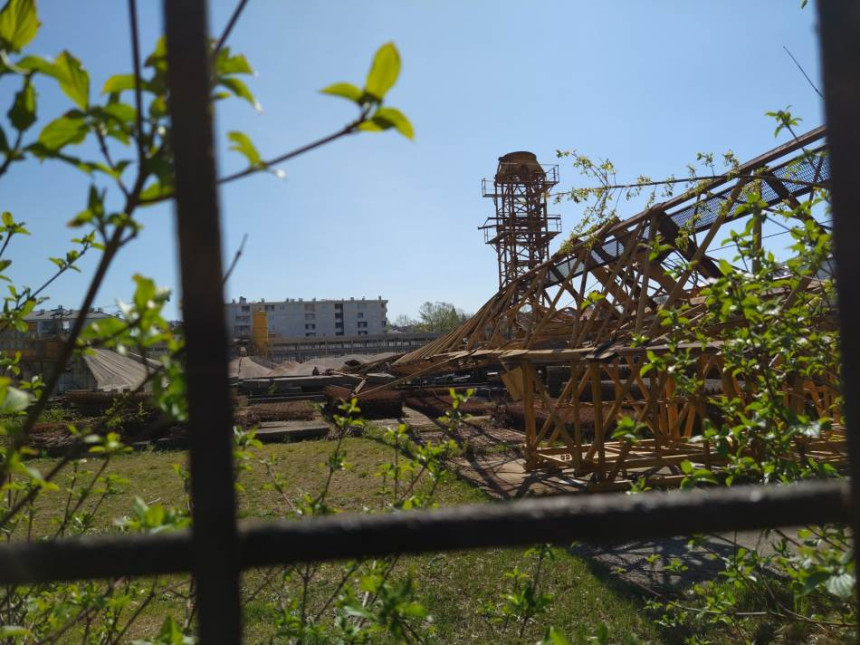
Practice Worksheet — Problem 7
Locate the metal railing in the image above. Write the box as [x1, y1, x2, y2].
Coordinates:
[0, 1, 858, 642]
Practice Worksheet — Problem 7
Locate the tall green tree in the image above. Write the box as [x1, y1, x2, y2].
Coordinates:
[416, 301, 470, 333]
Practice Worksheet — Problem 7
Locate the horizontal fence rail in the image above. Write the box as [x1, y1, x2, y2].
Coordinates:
[0, 481, 849, 586]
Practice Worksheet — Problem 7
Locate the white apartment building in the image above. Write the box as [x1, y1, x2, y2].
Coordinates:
[226, 296, 388, 340]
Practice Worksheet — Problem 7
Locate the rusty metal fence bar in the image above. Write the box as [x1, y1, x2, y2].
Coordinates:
[0, 481, 849, 586]
[817, 0, 860, 622]
[163, 0, 241, 641]
[0, 1, 858, 643]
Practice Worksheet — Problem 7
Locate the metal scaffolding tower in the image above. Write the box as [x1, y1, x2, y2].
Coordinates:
[480, 151, 560, 290]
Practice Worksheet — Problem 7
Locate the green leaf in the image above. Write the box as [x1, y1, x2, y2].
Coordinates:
[148, 95, 167, 119]
[370, 106, 413, 139]
[0, 625, 30, 638]
[227, 131, 262, 167]
[16, 54, 57, 76]
[68, 209, 94, 227]
[543, 627, 570, 645]
[826, 572, 854, 599]
[37, 112, 88, 150]
[357, 120, 384, 132]
[139, 181, 173, 203]
[365, 42, 400, 101]
[216, 49, 253, 76]
[320, 82, 363, 103]
[7, 78, 35, 131]
[144, 35, 167, 71]
[54, 50, 90, 109]
[0, 385, 33, 412]
[26, 143, 112, 175]
[99, 103, 137, 136]
[218, 76, 260, 111]
[0, 123, 7, 152]
[102, 73, 136, 95]
[0, 0, 39, 52]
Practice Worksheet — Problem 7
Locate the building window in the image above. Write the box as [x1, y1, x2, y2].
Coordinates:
[305, 332, 316, 337]
[304, 323, 315, 330]
[357, 321, 368, 328]
[336, 331, 343, 336]
[357, 312, 364, 319]
[240, 305, 250, 313]
[358, 330, 368, 336]
[304, 313, 315, 320]
[304, 303, 314, 311]
[382, 319, 387, 327]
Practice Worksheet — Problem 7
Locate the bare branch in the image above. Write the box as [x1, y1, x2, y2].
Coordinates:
[783, 45, 823, 99]
[127, 0, 146, 165]
[222, 232, 248, 285]
[214, 0, 250, 55]
[219, 119, 363, 185]
[138, 117, 367, 206]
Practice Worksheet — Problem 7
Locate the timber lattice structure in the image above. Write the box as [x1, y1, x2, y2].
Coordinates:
[362, 126, 844, 490]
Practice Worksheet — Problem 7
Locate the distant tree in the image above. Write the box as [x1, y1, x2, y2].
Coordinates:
[415, 301, 470, 333]
[391, 313, 418, 330]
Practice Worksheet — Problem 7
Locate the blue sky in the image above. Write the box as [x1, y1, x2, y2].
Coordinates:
[1, 1, 823, 321]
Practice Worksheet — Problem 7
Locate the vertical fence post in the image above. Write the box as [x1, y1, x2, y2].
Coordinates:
[816, 0, 860, 628]
[163, 0, 242, 641]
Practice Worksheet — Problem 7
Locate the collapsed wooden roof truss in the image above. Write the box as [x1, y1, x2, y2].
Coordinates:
[368, 127, 842, 489]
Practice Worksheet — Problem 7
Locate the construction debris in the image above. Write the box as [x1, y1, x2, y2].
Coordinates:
[354, 127, 843, 490]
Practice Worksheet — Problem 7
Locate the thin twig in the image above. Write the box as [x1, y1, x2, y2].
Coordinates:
[127, 0, 147, 165]
[313, 561, 360, 622]
[54, 458, 110, 538]
[110, 577, 162, 645]
[0, 242, 95, 341]
[215, 0, 250, 55]
[95, 128, 130, 198]
[783, 45, 823, 99]
[138, 119, 367, 206]
[0, 228, 18, 261]
[550, 172, 827, 200]
[0, 130, 24, 179]
[219, 121, 362, 185]
[222, 233, 248, 286]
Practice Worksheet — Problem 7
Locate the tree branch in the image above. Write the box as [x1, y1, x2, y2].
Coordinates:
[222, 232, 248, 286]
[783, 45, 823, 99]
[127, 0, 146, 166]
[214, 0, 250, 55]
[138, 119, 366, 206]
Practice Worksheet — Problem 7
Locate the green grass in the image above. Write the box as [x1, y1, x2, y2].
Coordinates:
[12, 436, 660, 643]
